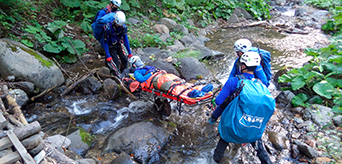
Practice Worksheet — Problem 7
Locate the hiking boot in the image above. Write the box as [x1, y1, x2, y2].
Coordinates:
[213, 152, 222, 163]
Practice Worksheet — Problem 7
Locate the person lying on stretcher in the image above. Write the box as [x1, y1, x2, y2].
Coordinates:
[122, 56, 213, 98]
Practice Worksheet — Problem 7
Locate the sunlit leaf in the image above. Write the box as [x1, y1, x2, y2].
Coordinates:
[313, 81, 335, 99]
[21, 39, 34, 47]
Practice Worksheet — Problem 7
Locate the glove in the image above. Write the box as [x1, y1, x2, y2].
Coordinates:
[106, 57, 113, 62]
[128, 54, 133, 58]
[211, 98, 216, 110]
[208, 116, 217, 124]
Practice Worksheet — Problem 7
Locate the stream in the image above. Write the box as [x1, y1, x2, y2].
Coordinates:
[23, 6, 332, 164]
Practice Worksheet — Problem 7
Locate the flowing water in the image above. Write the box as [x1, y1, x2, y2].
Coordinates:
[24, 25, 328, 163]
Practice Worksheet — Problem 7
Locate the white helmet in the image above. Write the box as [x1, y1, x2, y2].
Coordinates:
[114, 11, 126, 26]
[240, 51, 261, 67]
[110, 0, 121, 7]
[234, 39, 252, 53]
[129, 56, 144, 68]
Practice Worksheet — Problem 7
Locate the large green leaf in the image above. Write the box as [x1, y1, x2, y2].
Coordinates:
[292, 93, 309, 107]
[62, 39, 86, 55]
[47, 21, 67, 34]
[129, 0, 140, 8]
[24, 25, 40, 34]
[21, 39, 34, 47]
[291, 76, 306, 90]
[43, 42, 64, 53]
[313, 81, 335, 99]
[81, 20, 92, 33]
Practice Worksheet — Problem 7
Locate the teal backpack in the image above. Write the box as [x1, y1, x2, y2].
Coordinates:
[218, 76, 275, 143]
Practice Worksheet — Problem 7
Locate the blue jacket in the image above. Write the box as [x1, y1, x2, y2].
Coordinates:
[212, 73, 254, 118]
[229, 57, 268, 86]
[134, 68, 152, 83]
[92, 12, 132, 59]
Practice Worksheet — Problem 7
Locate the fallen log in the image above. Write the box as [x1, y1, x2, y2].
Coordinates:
[1, 85, 28, 125]
[97, 71, 137, 100]
[30, 85, 57, 102]
[0, 121, 41, 139]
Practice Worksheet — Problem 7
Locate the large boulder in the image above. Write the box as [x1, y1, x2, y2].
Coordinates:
[177, 57, 213, 81]
[104, 121, 176, 163]
[0, 38, 64, 90]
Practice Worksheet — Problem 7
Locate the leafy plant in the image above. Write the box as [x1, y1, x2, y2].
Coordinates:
[322, 7, 342, 35]
[279, 38, 342, 113]
[79, 128, 95, 147]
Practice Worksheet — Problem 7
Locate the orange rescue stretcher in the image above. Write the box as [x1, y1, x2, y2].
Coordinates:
[124, 70, 215, 115]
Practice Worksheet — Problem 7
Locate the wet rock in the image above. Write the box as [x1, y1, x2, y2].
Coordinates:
[166, 40, 185, 52]
[12, 81, 35, 96]
[152, 24, 169, 34]
[76, 158, 98, 164]
[159, 33, 172, 43]
[177, 57, 213, 81]
[227, 14, 239, 23]
[44, 135, 71, 153]
[291, 144, 300, 159]
[64, 149, 83, 161]
[104, 121, 175, 163]
[99, 66, 111, 76]
[332, 115, 342, 127]
[8, 89, 29, 107]
[175, 24, 189, 34]
[38, 92, 58, 104]
[67, 129, 90, 156]
[295, 8, 307, 17]
[127, 18, 143, 26]
[233, 7, 252, 19]
[179, 35, 193, 46]
[0, 38, 65, 90]
[78, 77, 103, 94]
[291, 107, 304, 114]
[159, 18, 177, 31]
[293, 140, 318, 159]
[148, 59, 180, 76]
[293, 117, 304, 124]
[6, 75, 15, 81]
[268, 131, 287, 150]
[303, 104, 333, 127]
[110, 152, 136, 164]
[102, 78, 120, 100]
[291, 131, 301, 139]
[275, 91, 295, 107]
[275, 0, 286, 6]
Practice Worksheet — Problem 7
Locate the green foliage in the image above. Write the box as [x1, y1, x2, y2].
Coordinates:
[304, 0, 342, 10]
[22, 20, 86, 64]
[79, 128, 95, 147]
[322, 7, 342, 35]
[279, 37, 342, 113]
[174, 48, 201, 59]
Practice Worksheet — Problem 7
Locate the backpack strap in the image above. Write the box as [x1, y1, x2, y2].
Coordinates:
[218, 75, 246, 110]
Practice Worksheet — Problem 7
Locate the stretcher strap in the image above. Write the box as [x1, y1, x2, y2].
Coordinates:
[176, 85, 196, 100]
[160, 78, 183, 91]
[149, 72, 165, 89]
[167, 81, 185, 95]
